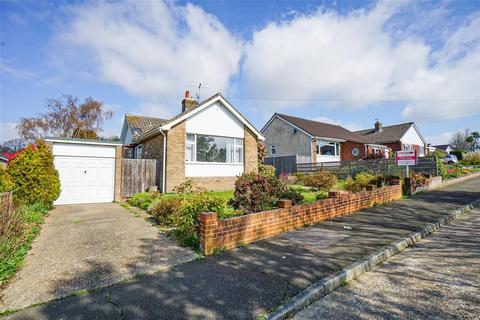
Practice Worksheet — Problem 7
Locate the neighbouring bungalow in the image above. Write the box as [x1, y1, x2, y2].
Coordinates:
[261, 113, 389, 163]
[355, 120, 429, 157]
[434, 144, 452, 154]
[120, 91, 264, 192]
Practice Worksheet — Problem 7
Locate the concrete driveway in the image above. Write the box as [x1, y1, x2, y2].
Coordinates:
[0, 203, 197, 312]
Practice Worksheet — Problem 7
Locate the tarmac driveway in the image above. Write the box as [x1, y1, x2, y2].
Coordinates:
[0, 203, 197, 312]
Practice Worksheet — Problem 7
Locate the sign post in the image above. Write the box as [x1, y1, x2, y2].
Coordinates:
[396, 150, 417, 178]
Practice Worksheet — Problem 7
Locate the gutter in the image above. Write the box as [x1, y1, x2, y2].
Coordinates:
[159, 129, 167, 193]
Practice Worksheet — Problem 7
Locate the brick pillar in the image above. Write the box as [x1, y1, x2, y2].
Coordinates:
[199, 212, 218, 255]
[277, 199, 292, 209]
[114, 145, 123, 202]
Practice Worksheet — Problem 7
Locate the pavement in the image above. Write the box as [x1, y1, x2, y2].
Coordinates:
[294, 208, 480, 320]
[0, 203, 197, 313]
[3, 177, 480, 319]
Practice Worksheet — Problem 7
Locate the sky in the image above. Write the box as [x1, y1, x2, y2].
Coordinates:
[1, 0, 479, 145]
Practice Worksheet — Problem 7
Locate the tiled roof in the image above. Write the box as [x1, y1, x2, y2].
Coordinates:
[276, 113, 370, 143]
[125, 114, 168, 140]
[355, 122, 413, 144]
[434, 144, 451, 151]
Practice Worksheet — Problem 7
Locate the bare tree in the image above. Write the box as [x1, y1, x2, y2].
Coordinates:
[17, 95, 113, 142]
[449, 129, 470, 151]
[1, 138, 25, 153]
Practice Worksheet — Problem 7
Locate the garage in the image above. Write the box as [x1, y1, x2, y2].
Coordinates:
[46, 138, 122, 205]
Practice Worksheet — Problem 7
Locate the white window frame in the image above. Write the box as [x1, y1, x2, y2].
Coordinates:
[185, 133, 243, 164]
[316, 141, 340, 157]
[270, 144, 276, 156]
[402, 144, 413, 151]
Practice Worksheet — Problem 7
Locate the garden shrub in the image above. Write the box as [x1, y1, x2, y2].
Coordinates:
[279, 187, 304, 205]
[258, 163, 276, 177]
[462, 152, 480, 165]
[147, 193, 228, 247]
[315, 191, 328, 200]
[6, 140, 60, 207]
[345, 173, 377, 192]
[229, 172, 286, 213]
[0, 166, 14, 193]
[147, 197, 181, 226]
[301, 171, 337, 191]
[128, 191, 160, 210]
[437, 157, 448, 179]
[449, 150, 465, 161]
[172, 179, 206, 193]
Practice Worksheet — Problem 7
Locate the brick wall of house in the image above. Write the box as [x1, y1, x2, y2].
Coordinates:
[244, 125, 258, 173]
[165, 122, 186, 192]
[141, 134, 164, 160]
[341, 141, 366, 161]
[385, 142, 402, 152]
[199, 183, 402, 255]
[114, 145, 123, 201]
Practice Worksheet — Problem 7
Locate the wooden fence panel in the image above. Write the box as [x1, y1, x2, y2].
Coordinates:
[121, 159, 159, 197]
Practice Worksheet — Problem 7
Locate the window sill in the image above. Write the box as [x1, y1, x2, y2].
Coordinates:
[185, 162, 244, 166]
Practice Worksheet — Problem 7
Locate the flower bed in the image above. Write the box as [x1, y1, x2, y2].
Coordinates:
[199, 182, 402, 255]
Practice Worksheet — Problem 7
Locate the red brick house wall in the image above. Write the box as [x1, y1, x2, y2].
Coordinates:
[199, 183, 402, 255]
[341, 141, 366, 161]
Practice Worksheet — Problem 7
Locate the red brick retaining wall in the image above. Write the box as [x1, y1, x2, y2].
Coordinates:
[199, 182, 402, 255]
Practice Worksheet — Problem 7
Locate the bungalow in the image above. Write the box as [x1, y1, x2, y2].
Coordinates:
[121, 91, 264, 192]
[355, 121, 428, 157]
[261, 113, 389, 163]
[434, 144, 452, 154]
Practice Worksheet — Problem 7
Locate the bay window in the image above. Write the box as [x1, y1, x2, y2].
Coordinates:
[316, 141, 340, 156]
[186, 133, 243, 163]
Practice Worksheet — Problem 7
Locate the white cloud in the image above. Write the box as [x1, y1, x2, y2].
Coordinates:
[61, 1, 243, 115]
[243, 1, 480, 120]
[313, 116, 362, 131]
[0, 123, 18, 143]
[426, 130, 457, 145]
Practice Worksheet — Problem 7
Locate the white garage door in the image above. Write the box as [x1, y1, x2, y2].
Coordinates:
[53, 143, 116, 205]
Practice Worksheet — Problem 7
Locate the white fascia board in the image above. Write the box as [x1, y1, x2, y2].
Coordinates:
[162, 95, 264, 140]
[273, 114, 314, 138]
[366, 143, 389, 148]
[45, 138, 122, 146]
[315, 137, 346, 143]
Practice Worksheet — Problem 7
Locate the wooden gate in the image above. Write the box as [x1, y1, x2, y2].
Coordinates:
[121, 159, 160, 197]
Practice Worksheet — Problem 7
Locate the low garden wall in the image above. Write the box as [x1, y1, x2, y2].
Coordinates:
[199, 181, 402, 255]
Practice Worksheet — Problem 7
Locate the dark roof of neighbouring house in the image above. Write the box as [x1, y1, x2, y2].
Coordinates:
[433, 144, 451, 151]
[354, 122, 414, 144]
[275, 113, 370, 143]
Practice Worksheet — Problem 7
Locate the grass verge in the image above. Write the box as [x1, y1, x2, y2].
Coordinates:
[0, 203, 49, 287]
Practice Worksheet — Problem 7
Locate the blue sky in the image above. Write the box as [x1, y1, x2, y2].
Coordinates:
[1, 0, 479, 144]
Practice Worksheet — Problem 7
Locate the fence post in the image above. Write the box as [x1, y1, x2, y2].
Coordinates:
[348, 161, 352, 177]
[435, 155, 439, 176]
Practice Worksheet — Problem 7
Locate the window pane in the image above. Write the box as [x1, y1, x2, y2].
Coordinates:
[320, 144, 335, 156]
[186, 144, 194, 161]
[235, 146, 243, 163]
[187, 134, 195, 143]
[196, 135, 233, 162]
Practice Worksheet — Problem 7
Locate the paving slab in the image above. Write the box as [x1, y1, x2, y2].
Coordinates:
[3, 177, 480, 319]
[0, 203, 197, 312]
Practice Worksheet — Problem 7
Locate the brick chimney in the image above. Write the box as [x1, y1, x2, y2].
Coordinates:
[182, 91, 198, 113]
[375, 120, 382, 132]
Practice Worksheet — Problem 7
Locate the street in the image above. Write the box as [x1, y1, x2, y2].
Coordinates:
[295, 208, 480, 320]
